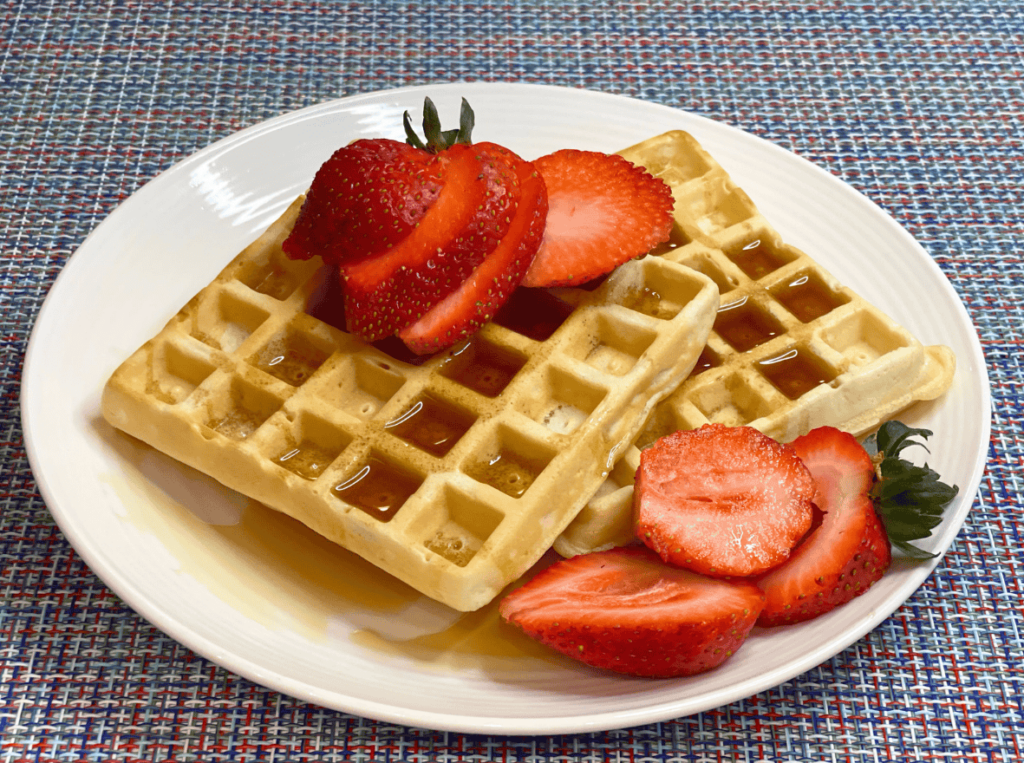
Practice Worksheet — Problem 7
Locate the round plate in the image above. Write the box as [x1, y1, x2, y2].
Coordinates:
[22, 83, 990, 735]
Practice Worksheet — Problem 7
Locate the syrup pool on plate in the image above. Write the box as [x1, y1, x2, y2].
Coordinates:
[104, 433, 563, 671]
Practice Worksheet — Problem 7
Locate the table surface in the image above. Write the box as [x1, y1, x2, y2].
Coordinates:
[3, 1, 1021, 761]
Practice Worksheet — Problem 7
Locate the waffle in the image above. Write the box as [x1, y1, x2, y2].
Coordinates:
[555, 130, 956, 558]
[102, 195, 720, 612]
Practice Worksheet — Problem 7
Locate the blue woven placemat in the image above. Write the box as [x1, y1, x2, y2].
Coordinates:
[2, 1, 1021, 760]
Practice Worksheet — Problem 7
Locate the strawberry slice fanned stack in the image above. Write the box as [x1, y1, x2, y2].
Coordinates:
[282, 98, 675, 354]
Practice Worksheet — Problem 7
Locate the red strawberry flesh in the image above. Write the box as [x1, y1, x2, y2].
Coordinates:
[343, 143, 520, 341]
[521, 149, 674, 288]
[757, 426, 892, 626]
[634, 424, 815, 577]
[399, 152, 547, 354]
[500, 546, 764, 678]
[282, 139, 442, 265]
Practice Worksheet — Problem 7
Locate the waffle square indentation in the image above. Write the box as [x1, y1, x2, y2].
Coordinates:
[190, 290, 270, 353]
[677, 251, 739, 295]
[820, 311, 911, 368]
[725, 236, 798, 280]
[316, 357, 405, 420]
[149, 341, 216, 404]
[621, 259, 708, 320]
[769, 270, 851, 323]
[757, 347, 838, 400]
[270, 411, 351, 481]
[203, 377, 284, 441]
[691, 183, 757, 235]
[464, 425, 556, 499]
[526, 366, 607, 435]
[569, 313, 657, 376]
[439, 339, 526, 398]
[333, 452, 422, 523]
[419, 486, 506, 567]
[249, 327, 332, 387]
[690, 372, 774, 426]
[383, 394, 476, 458]
[714, 296, 785, 352]
[236, 250, 313, 301]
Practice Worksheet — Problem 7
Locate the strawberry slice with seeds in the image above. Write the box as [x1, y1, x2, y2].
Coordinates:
[342, 142, 521, 341]
[500, 546, 764, 677]
[521, 149, 674, 288]
[634, 424, 815, 578]
[282, 138, 443, 265]
[757, 426, 892, 626]
[398, 150, 547, 354]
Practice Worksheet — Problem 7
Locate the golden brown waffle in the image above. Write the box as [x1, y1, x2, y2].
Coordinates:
[555, 130, 956, 557]
[102, 195, 720, 611]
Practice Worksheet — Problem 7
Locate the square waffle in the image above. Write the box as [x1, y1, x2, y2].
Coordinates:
[102, 194, 720, 612]
[555, 130, 955, 558]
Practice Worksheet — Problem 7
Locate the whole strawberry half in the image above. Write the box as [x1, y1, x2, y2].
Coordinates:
[398, 147, 548, 354]
[634, 424, 815, 578]
[499, 546, 764, 678]
[757, 426, 892, 626]
[342, 141, 522, 341]
[282, 138, 443, 266]
[521, 149, 674, 288]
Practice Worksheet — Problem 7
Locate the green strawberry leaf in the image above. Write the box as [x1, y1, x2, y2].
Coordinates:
[404, 97, 475, 153]
[863, 421, 959, 560]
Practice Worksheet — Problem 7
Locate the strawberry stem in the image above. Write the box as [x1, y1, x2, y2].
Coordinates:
[404, 97, 475, 153]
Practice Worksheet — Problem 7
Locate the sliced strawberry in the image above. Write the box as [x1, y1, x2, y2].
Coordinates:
[757, 427, 892, 626]
[499, 546, 764, 678]
[282, 138, 442, 265]
[398, 152, 547, 354]
[342, 143, 521, 341]
[520, 149, 674, 288]
[634, 424, 815, 578]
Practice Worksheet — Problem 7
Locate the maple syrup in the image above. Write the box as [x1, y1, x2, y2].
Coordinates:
[276, 440, 338, 480]
[152, 342, 214, 404]
[440, 340, 526, 398]
[726, 238, 792, 280]
[209, 382, 279, 440]
[688, 345, 721, 378]
[648, 224, 691, 256]
[465, 448, 550, 498]
[622, 286, 678, 320]
[210, 409, 264, 440]
[758, 348, 837, 400]
[770, 271, 849, 323]
[334, 454, 421, 522]
[714, 297, 785, 352]
[424, 533, 476, 567]
[253, 332, 330, 387]
[493, 288, 574, 341]
[241, 262, 304, 301]
[192, 291, 270, 353]
[683, 256, 737, 295]
[384, 394, 475, 457]
[108, 439, 566, 668]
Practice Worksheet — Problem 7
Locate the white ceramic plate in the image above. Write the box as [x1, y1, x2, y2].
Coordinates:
[22, 83, 990, 735]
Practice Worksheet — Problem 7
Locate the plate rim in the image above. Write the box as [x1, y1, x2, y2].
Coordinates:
[21, 82, 992, 735]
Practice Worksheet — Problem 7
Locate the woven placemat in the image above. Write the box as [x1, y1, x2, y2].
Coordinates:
[2, 1, 1021, 760]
